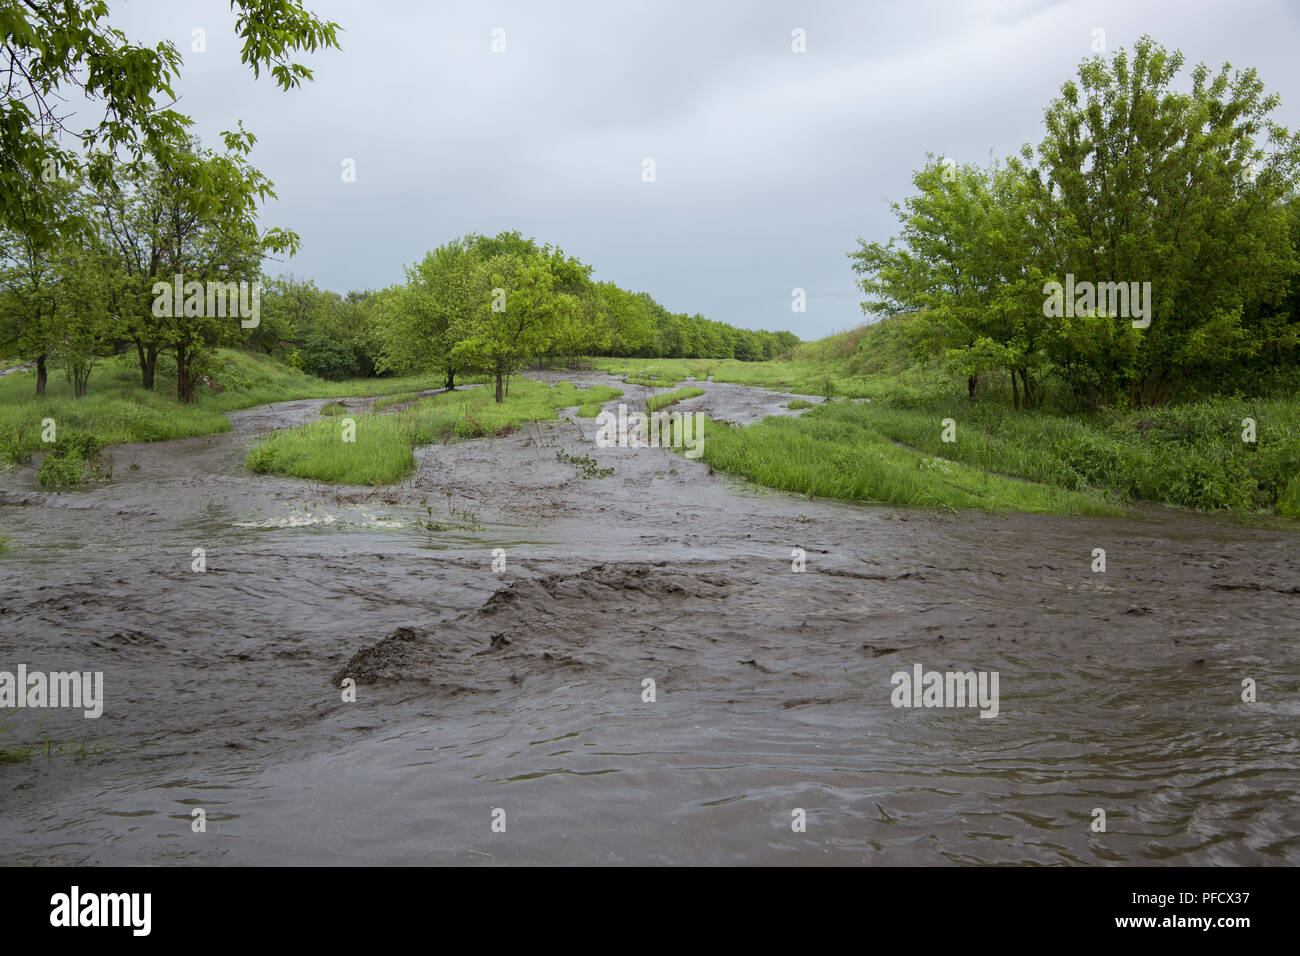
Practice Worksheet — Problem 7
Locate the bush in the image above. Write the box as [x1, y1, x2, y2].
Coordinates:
[299, 329, 361, 380]
[39, 451, 87, 487]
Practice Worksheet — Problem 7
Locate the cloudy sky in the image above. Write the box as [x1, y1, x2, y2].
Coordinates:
[105, 0, 1299, 340]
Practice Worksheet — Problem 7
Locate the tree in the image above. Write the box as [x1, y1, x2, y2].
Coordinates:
[94, 133, 298, 400]
[851, 155, 1046, 406]
[1, 0, 339, 242]
[1029, 35, 1300, 406]
[0, 176, 82, 395]
[375, 240, 480, 388]
[452, 254, 567, 402]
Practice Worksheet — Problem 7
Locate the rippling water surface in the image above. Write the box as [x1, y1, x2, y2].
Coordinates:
[1, 376, 1297, 864]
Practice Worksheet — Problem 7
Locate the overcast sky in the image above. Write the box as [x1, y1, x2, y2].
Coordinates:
[104, 0, 1300, 340]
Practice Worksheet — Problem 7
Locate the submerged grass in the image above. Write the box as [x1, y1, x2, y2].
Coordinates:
[371, 391, 420, 412]
[622, 373, 681, 388]
[645, 386, 705, 412]
[247, 379, 624, 485]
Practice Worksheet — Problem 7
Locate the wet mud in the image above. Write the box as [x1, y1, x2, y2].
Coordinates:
[0, 371, 1297, 864]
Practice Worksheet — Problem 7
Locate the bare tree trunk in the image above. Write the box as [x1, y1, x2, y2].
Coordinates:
[1010, 369, 1020, 411]
[35, 354, 47, 397]
[136, 342, 158, 390]
[176, 344, 195, 403]
[494, 368, 504, 403]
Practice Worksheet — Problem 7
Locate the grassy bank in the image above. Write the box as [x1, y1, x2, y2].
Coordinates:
[247, 379, 623, 485]
[620, 318, 1299, 517]
[0, 349, 444, 470]
[699, 410, 1124, 515]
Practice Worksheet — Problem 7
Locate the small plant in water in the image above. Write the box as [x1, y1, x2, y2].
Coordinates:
[415, 494, 482, 532]
[556, 449, 613, 479]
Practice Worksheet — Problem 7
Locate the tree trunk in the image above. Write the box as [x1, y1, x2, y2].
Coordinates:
[1010, 369, 1020, 411]
[176, 344, 195, 403]
[967, 375, 977, 401]
[35, 354, 47, 397]
[445, 369, 455, 391]
[494, 368, 504, 403]
[1019, 369, 1033, 409]
[137, 342, 158, 390]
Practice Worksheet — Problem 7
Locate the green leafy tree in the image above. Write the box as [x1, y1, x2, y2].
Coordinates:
[1029, 36, 1300, 406]
[1, 0, 339, 242]
[452, 254, 567, 402]
[375, 239, 481, 388]
[851, 155, 1046, 406]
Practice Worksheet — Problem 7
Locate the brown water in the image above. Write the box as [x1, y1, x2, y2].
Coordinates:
[1, 373, 1297, 865]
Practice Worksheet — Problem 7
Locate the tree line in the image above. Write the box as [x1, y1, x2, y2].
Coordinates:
[851, 37, 1300, 410]
[362, 232, 799, 402]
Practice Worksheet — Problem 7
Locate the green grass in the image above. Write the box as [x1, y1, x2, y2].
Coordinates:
[645, 386, 705, 413]
[622, 374, 681, 388]
[786, 399, 815, 409]
[697, 392, 1300, 516]
[853, 397, 1300, 514]
[698, 406, 1123, 515]
[0, 349, 446, 467]
[599, 318, 1300, 517]
[371, 392, 420, 412]
[576, 403, 604, 418]
[247, 379, 624, 485]
[592, 323, 949, 405]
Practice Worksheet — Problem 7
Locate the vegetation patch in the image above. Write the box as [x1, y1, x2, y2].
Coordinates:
[247, 379, 623, 485]
[645, 386, 705, 413]
[0, 350, 444, 467]
[556, 449, 613, 479]
[37, 430, 109, 487]
[698, 408, 1122, 516]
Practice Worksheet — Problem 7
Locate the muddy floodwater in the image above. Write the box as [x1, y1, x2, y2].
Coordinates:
[1, 372, 1297, 865]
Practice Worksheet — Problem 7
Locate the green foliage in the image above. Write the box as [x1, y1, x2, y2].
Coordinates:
[1, 0, 339, 241]
[37, 430, 106, 486]
[555, 449, 613, 479]
[299, 328, 361, 380]
[0, 348, 442, 465]
[645, 387, 705, 413]
[38, 452, 88, 487]
[850, 36, 1300, 412]
[576, 403, 604, 418]
[699, 408, 1120, 515]
[370, 231, 797, 400]
[247, 380, 623, 485]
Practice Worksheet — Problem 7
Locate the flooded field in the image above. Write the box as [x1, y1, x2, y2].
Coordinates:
[1, 373, 1297, 865]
